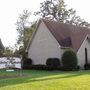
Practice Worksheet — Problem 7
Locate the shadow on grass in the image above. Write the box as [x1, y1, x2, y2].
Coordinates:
[0, 70, 90, 88]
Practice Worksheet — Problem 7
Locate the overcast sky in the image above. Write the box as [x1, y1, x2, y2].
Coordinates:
[0, 0, 90, 47]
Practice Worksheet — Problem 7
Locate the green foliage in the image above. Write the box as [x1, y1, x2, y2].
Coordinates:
[46, 58, 60, 68]
[18, 23, 36, 60]
[0, 39, 4, 50]
[16, 10, 37, 60]
[0, 39, 4, 57]
[61, 49, 78, 69]
[23, 64, 59, 71]
[23, 23, 36, 49]
[23, 65, 46, 70]
[4, 46, 13, 57]
[84, 64, 90, 70]
[16, 10, 31, 45]
[36, 0, 90, 27]
[13, 49, 20, 57]
[16, 9, 36, 47]
[23, 58, 32, 66]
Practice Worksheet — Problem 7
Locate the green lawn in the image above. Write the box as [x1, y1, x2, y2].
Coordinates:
[0, 70, 90, 90]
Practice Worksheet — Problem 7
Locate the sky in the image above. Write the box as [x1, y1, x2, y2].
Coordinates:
[0, 0, 90, 47]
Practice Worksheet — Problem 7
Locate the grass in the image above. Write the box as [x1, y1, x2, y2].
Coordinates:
[0, 70, 90, 90]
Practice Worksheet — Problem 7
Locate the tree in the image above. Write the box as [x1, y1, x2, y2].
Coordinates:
[16, 9, 31, 45]
[4, 46, 13, 57]
[23, 22, 36, 49]
[35, 0, 90, 27]
[16, 9, 37, 48]
[16, 10, 37, 59]
[0, 39, 4, 57]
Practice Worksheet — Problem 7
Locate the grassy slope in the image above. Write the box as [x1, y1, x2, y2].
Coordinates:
[0, 70, 90, 90]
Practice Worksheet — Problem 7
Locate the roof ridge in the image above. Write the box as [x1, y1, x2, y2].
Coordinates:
[42, 19, 90, 31]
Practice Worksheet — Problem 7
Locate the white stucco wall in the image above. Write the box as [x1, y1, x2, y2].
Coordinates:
[77, 35, 90, 69]
[28, 21, 63, 65]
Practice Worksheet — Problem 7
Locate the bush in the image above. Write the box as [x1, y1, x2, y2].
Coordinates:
[60, 65, 80, 71]
[75, 65, 80, 70]
[84, 64, 90, 70]
[32, 65, 46, 70]
[22, 58, 32, 69]
[23, 64, 57, 71]
[46, 58, 60, 68]
[23, 65, 33, 70]
[45, 66, 56, 71]
[61, 49, 78, 70]
[30, 65, 55, 71]
[23, 64, 46, 70]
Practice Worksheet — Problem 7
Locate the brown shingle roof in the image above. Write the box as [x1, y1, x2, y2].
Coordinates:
[42, 19, 90, 52]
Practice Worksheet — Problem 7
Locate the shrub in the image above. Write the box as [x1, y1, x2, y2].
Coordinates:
[22, 58, 32, 69]
[46, 58, 60, 69]
[32, 65, 46, 70]
[31, 65, 55, 71]
[61, 49, 78, 70]
[45, 65, 56, 71]
[60, 65, 80, 71]
[23, 64, 46, 70]
[31, 65, 55, 70]
[84, 64, 90, 70]
[75, 65, 80, 70]
[22, 65, 32, 70]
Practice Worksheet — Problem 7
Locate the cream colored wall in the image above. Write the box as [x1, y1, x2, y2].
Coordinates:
[77, 35, 90, 69]
[28, 21, 63, 65]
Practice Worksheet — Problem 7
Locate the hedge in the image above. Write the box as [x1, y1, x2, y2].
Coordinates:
[46, 58, 60, 68]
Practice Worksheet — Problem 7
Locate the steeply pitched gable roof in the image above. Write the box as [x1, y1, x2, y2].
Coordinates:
[42, 19, 90, 52]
